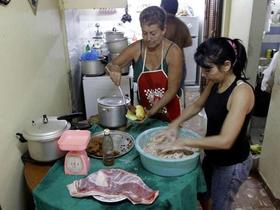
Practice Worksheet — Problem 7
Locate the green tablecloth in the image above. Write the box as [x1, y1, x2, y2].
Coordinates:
[33, 119, 206, 210]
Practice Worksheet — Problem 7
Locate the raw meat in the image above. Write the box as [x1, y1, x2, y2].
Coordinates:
[143, 135, 196, 159]
[67, 169, 159, 205]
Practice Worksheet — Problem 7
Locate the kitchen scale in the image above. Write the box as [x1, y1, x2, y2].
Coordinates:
[58, 130, 91, 175]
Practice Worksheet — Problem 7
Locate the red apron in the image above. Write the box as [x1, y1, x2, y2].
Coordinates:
[137, 45, 181, 122]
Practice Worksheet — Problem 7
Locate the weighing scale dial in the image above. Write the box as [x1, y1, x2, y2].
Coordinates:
[65, 155, 84, 173]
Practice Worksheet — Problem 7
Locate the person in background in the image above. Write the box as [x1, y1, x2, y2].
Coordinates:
[157, 37, 255, 210]
[261, 49, 279, 93]
[160, 0, 192, 93]
[106, 6, 184, 122]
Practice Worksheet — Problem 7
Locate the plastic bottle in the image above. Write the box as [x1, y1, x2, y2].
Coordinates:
[102, 129, 114, 166]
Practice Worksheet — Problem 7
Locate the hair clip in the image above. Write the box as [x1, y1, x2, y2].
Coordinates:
[227, 40, 237, 56]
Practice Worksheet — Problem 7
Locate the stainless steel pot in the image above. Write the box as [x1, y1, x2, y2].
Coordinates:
[16, 115, 71, 162]
[80, 57, 106, 76]
[105, 31, 124, 42]
[106, 37, 128, 54]
[97, 96, 130, 128]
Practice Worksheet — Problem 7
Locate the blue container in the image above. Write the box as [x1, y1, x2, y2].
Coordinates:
[135, 126, 201, 177]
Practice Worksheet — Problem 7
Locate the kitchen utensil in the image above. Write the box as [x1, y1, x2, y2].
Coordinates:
[93, 23, 103, 39]
[106, 37, 128, 54]
[97, 96, 130, 128]
[135, 127, 201, 177]
[16, 113, 85, 162]
[87, 130, 134, 159]
[80, 56, 107, 76]
[58, 130, 90, 175]
[121, 4, 132, 23]
[118, 86, 126, 105]
[0, 0, 11, 5]
[105, 28, 124, 42]
[16, 115, 71, 162]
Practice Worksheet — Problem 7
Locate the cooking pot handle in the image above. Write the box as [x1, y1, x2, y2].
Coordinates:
[100, 56, 109, 65]
[57, 112, 84, 123]
[16, 133, 27, 143]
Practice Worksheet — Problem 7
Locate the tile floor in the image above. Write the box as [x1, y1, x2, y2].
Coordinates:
[184, 87, 280, 210]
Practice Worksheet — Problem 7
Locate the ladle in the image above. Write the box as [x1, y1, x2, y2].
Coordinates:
[105, 66, 127, 106]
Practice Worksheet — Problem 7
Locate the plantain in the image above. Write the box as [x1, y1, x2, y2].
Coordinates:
[135, 105, 145, 120]
[126, 109, 138, 121]
[250, 144, 262, 155]
[126, 105, 145, 121]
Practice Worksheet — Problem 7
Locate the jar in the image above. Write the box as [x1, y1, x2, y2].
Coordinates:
[265, 49, 272, 59]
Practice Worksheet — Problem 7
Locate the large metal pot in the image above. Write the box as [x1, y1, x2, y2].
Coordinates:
[106, 37, 128, 54]
[80, 57, 107, 76]
[16, 115, 71, 162]
[105, 31, 124, 42]
[97, 96, 130, 128]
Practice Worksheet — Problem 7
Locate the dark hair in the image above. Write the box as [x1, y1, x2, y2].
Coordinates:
[160, 0, 178, 15]
[194, 37, 248, 79]
[139, 6, 166, 30]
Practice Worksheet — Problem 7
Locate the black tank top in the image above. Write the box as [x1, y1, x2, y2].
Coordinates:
[204, 78, 252, 166]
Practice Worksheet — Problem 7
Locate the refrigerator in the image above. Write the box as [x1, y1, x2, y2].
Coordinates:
[178, 16, 200, 86]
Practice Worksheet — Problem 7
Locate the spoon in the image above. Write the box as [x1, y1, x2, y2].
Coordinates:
[105, 66, 127, 106]
[118, 85, 126, 106]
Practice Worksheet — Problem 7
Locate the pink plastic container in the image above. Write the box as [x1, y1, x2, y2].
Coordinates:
[58, 130, 90, 151]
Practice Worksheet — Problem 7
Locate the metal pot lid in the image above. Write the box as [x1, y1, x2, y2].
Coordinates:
[97, 96, 130, 106]
[23, 115, 69, 141]
[105, 31, 124, 35]
[106, 37, 128, 43]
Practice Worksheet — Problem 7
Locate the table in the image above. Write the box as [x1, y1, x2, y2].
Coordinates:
[24, 162, 52, 192]
[30, 119, 206, 210]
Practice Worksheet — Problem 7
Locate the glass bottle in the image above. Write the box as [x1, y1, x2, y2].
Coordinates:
[102, 129, 114, 166]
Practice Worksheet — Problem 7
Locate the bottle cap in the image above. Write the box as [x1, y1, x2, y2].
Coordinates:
[104, 129, 110, 135]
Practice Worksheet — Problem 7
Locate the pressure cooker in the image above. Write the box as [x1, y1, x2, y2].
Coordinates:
[16, 113, 89, 162]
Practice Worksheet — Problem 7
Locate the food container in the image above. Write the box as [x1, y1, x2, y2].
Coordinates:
[135, 127, 201, 177]
[80, 57, 107, 76]
[16, 115, 71, 162]
[105, 31, 124, 42]
[106, 37, 128, 54]
[97, 96, 130, 128]
[87, 130, 134, 158]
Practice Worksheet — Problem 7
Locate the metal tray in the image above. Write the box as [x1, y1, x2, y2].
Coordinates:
[87, 131, 134, 159]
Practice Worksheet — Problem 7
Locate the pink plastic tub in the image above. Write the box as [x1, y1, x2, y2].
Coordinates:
[58, 130, 90, 151]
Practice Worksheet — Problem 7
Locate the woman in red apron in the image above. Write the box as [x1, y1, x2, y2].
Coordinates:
[137, 43, 182, 121]
[106, 6, 184, 122]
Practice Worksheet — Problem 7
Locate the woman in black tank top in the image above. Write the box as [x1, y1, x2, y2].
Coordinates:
[157, 37, 255, 210]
